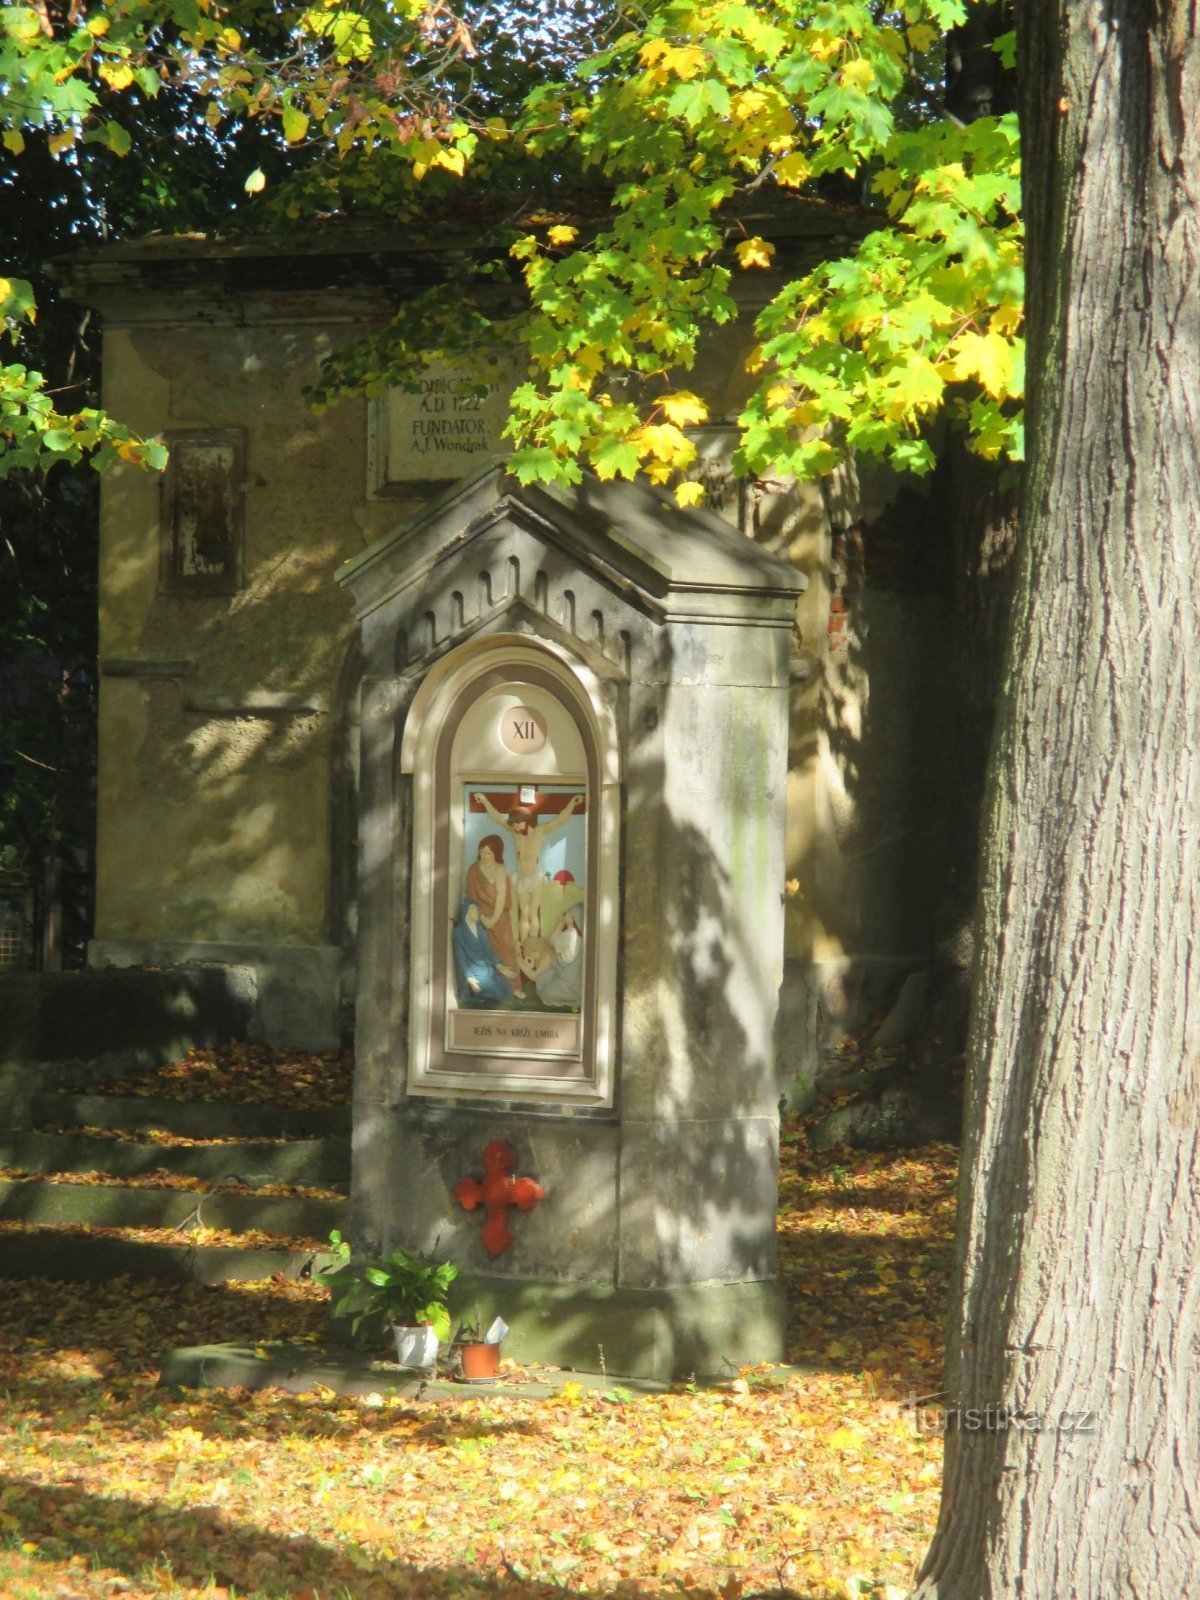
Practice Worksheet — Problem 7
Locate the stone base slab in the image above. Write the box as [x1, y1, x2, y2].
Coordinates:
[450, 1272, 787, 1381]
[161, 1340, 811, 1399]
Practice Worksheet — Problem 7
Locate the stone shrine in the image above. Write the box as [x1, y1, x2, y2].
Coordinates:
[337, 462, 805, 1378]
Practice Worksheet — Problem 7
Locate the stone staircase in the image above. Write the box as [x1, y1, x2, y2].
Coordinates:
[0, 1084, 351, 1286]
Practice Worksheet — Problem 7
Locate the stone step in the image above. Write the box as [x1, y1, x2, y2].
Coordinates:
[0, 1130, 350, 1188]
[0, 1228, 332, 1286]
[28, 1092, 352, 1141]
[0, 1177, 346, 1238]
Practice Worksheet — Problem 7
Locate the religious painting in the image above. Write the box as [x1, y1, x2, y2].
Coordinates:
[446, 782, 587, 1056]
[401, 640, 617, 1104]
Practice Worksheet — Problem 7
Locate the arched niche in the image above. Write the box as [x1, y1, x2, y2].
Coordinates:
[401, 634, 620, 1106]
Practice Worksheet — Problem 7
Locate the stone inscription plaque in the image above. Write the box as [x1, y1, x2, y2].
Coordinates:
[448, 1011, 582, 1054]
[371, 364, 513, 493]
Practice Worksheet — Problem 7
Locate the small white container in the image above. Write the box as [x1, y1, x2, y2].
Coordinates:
[393, 1324, 439, 1369]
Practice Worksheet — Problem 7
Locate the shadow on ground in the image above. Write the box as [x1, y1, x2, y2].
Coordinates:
[0, 1473, 832, 1600]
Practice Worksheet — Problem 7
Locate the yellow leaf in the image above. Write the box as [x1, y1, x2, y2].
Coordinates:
[653, 43, 706, 80]
[99, 61, 134, 91]
[829, 1426, 865, 1452]
[732, 235, 780, 270]
[547, 224, 578, 246]
[633, 422, 693, 470]
[49, 128, 75, 154]
[659, 390, 708, 428]
[991, 302, 1023, 336]
[3, 130, 24, 155]
[735, 236, 775, 270]
[282, 106, 309, 143]
[5, 8, 40, 41]
[907, 24, 940, 53]
[433, 145, 465, 175]
[674, 481, 706, 508]
[841, 58, 875, 92]
[774, 151, 809, 187]
[87, 14, 110, 34]
[731, 88, 768, 122]
[944, 329, 1014, 399]
[244, 167, 266, 194]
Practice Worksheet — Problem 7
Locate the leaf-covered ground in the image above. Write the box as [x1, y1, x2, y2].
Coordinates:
[0, 1169, 342, 1200]
[0, 1094, 956, 1600]
[85, 1044, 355, 1108]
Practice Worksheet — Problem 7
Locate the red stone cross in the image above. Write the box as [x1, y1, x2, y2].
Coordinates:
[455, 1138, 544, 1257]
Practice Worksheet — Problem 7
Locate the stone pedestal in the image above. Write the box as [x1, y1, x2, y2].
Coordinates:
[338, 462, 804, 1378]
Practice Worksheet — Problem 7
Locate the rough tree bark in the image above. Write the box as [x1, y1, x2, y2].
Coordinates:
[915, 7, 1199, 1598]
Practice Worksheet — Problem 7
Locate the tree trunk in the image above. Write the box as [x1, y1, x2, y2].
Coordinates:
[916, 7, 1200, 1598]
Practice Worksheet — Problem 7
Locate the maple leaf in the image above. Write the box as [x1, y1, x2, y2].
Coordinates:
[659, 390, 708, 427]
[944, 329, 1014, 398]
[840, 58, 875, 91]
[774, 150, 810, 186]
[590, 434, 640, 480]
[907, 23, 940, 53]
[649, 42, 707, 81]
[736, 236, 776, 270]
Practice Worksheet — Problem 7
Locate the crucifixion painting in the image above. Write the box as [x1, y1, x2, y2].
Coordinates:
[451, 783, 586, 1015]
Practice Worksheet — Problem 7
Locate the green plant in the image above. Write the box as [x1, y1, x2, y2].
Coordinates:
[453, 1303, 489, 1344]
[321, 1231, 457, 1346]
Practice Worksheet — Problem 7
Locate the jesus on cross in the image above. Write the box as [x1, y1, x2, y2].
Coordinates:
[471, 791, 582, 950]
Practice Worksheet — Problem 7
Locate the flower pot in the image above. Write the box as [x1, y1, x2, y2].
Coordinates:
[394, 1324, 439, 1369]
[458, 1340, 502, 1381]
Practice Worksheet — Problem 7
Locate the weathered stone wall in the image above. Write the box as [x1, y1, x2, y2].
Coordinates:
[766, 459, 955, 1102]
[83, 268, 419, 1045]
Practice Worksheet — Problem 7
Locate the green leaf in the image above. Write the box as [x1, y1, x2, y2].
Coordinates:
[3, 8, 42, 43]
[282, 105, 309, 143]
[590, 434, 641, 481]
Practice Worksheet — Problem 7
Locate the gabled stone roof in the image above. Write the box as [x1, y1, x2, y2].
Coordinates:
[338, 459, 805, 632]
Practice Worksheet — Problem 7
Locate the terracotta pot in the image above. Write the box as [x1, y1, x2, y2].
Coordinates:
[458, 1341, 502, 1380]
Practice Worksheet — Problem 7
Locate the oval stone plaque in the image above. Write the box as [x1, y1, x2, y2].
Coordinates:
[499, 705, 548, 755]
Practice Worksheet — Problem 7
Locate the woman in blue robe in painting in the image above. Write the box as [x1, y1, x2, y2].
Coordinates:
[453, 899, 514, 1007]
